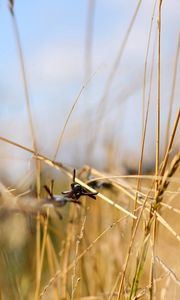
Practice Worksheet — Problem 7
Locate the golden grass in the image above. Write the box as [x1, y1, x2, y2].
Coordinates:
[0, 1, 180, 299]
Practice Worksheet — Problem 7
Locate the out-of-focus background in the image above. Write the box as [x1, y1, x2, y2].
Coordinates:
[0, 0, 179, 185]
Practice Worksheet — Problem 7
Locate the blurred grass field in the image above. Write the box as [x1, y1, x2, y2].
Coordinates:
[0, 1, 180, 299]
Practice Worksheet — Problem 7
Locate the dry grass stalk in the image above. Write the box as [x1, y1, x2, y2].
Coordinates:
[155, 151, 180, 207]
[46, 236, 60, 300]
[53, 84, 86, 161]
[1, 2, 180, 300]
[150, 1, 163, 297]
[0, 136, 136, 219]
[88, 0, 143, 146]
[164, 34, 180, 150]
[155, 256, 180, 287]
[8, 4, 43, 298]
[155, 0, 163, 187]
[135, 24, 157, 211]
[71, 216, 86, 300]
[61, 205, 76, 299]
[84, 0, 96, 81]
[40, 216, 127, 298]
[8, 0, 14, 15]
[141, 0, 156, 127]
[125, 151, 180, 299]
[160, 108, 180, 177]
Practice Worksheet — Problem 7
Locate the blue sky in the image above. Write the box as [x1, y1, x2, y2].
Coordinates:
[0, 0, 179, 182]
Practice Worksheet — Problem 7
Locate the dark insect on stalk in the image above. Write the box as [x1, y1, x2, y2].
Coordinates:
[0, 170, 97, 221]
[43, 169, 98, 208]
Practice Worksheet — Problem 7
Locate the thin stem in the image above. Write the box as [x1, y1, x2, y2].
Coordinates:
[155, 0, 162, 188]
[164, 34, 180, 151]
[135, 3, 157, 211]
[84, 0, 96, 81]
[0, 136, 137, 219]
[117, 192, 151, 299]
[46, 236, 60, 300]
[40, 216, 127, 298]
[9, 5, 43, 298]
[160, 108, 180, 177]
[149, 216, 157, 300]
[90, 0, 143, 148]
[9, 6, 37, 151]
[141, 0, 157, 132]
